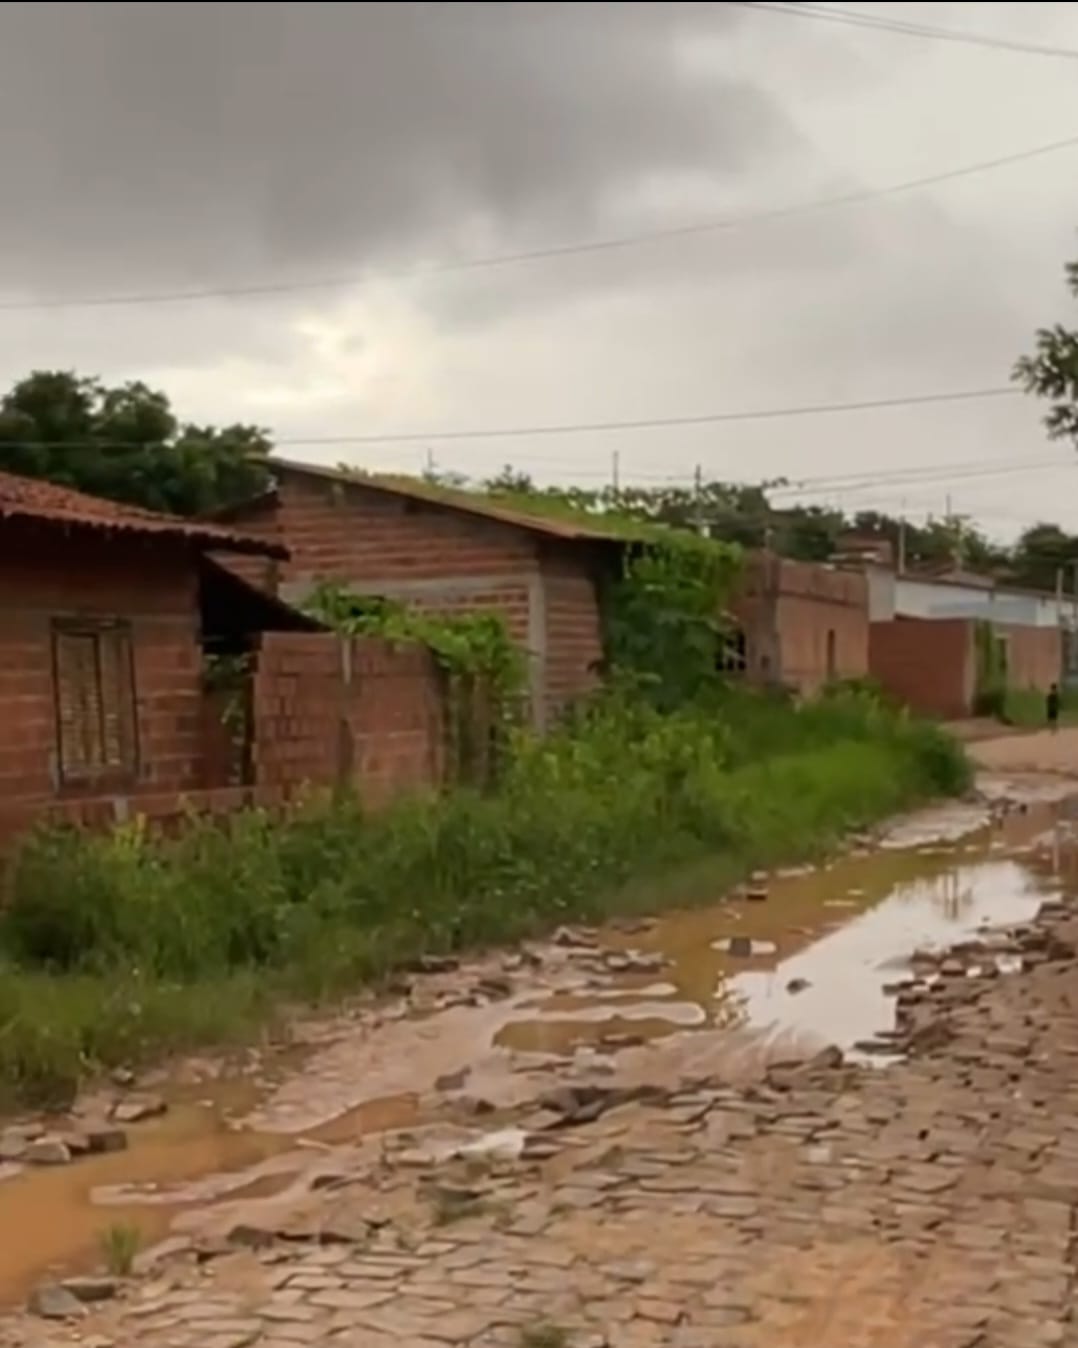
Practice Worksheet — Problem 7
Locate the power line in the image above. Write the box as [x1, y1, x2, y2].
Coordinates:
[736, 2, 1078, 61]
[0, 386, 1021, 455]
[3, 133, 1078, 314]
[268, 386, 1019, 445]
[771, 457, 1074, 497]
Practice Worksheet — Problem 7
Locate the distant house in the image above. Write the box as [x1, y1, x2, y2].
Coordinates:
[212, 459, 629, 727]
[730, 552, 869, 695]
[0, 471, 300, 817]
[830, 539, 1070, 717]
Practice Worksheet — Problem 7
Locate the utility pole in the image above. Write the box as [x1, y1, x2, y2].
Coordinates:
[692, 463, 704, 535]
[424, 447, 436, 479]
[897, 506, 907, 576]
[611, 450, 620, 493]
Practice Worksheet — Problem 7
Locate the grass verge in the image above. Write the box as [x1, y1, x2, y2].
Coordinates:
[0, 686, 969, 1110]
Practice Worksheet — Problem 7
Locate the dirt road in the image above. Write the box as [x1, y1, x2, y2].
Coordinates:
[4, 740, 1078, 1348]
[968, 725, 1078, 776]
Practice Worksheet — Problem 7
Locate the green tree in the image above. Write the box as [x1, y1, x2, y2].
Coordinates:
[1015, 257, 1078, 446]
[1006, 522, 1078, 592]
[0, 370, 271, 515]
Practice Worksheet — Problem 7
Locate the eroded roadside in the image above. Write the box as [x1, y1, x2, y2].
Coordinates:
[3, 757, 1078, 1346]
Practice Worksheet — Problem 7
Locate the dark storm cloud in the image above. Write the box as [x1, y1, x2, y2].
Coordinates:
[0, 2, 792, 295]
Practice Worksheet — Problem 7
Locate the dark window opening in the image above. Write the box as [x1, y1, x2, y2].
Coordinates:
[717, 628, 748, 674]
[826, 628, 837, 679]
[51, 619, 138, 785]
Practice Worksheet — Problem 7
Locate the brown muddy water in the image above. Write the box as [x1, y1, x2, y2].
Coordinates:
[1, 791, 1074, 1303]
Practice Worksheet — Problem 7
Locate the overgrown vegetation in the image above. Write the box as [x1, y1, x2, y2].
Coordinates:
[304, 581, 527, 782]
[602, 533, 741, 709]
[0, 684, 967, 1108]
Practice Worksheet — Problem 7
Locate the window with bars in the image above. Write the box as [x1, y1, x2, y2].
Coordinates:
[51, 620, 138, 785]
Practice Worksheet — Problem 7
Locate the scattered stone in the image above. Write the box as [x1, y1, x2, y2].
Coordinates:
[611, 916, 657, 935]
[435, 1068, 471, 1092]
[85, 1126, 129, 1155]
[599, 1033, 646, 1050]
[745, 886, 768, 902]
[61, 1277, 119, 1304]
[227, 1223, 276, 1250]
[110, 1066, 136, 1087]
[456, 1095, 497, 1117]
[475, 975, 513, 1000]
[411, 954, 460, 974]
[23, 1135, 72, 1165]
[111, 1094, 167, 1124]
[553, 925, 598, 948]
[786, 977, 811, 995]
[28, 1283, 84, 1319]
[0, 1129, 28, 1162]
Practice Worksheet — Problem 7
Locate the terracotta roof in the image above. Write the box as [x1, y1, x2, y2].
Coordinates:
[266, 457, 632, 546]
[0, 471, 286, 557]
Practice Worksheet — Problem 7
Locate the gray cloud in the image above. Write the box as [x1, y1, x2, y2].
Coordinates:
[0, 2, 793, 294]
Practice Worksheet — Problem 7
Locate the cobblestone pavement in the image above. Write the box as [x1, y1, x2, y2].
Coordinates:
[9, 886, 1078, 1348]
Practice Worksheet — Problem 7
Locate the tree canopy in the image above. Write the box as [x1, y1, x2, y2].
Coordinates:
[1015, 257, 1078, 448]
[0, 370, 271, 515]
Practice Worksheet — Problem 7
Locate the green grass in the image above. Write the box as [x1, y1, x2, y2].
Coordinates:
[98, 1221, 142, 1277]
[0, 686, 969, 1109]
[1003, 687, 1078, 729]
[518, 1325, 570, 1348]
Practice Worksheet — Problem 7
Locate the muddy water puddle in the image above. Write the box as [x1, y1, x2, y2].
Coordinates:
[1, 794, 1073, 1304]
[0, 1083, 418, 1303]
[497, 801, 1072, 1062]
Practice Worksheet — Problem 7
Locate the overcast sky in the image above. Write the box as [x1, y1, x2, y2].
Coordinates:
[0, 1, 1077, 538]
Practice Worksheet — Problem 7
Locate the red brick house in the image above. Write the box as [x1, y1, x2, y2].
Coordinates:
[0, 471, 289, 813]
[214, 458, 627, 727]
[730, 552, 869, 695]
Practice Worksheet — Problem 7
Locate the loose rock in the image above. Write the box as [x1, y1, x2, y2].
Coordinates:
[23, 1135, 72, 1165]
[111, 1094, 167, 1124]
[28, 1283, 84, 1319]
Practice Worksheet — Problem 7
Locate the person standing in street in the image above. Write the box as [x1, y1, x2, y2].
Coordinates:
[1047, 682, 1061, 733]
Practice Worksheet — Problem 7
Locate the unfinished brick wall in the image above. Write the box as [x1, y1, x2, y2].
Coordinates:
[998, 623, 1062, 693]
[733, 554, 869, 695]
[869, 618, 973, 718]
[252, 632, 445, 806]
[0, 528, 204, 805]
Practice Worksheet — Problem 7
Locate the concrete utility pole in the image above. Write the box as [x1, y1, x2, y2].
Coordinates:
[693, 463, 704, 535]
[611, 450, 620, 493]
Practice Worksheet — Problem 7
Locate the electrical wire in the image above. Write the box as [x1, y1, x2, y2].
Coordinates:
[735, 2, 1078, 61]
[3, 132, 1078, 312]
[261, 386, 1021, 446]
